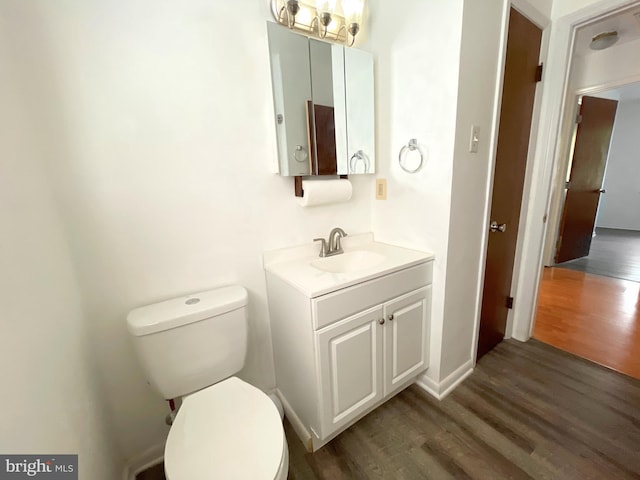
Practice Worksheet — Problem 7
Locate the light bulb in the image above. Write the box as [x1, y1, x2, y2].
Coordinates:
[342, 0, 364, 24]
[316, 0, 337, 14]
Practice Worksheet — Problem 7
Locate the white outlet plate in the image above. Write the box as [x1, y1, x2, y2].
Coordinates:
[376, 179, 387, 200]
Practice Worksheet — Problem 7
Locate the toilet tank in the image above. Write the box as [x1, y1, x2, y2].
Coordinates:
[126, 286, 248, 399]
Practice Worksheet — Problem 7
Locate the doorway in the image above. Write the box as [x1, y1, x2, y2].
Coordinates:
[533, 7, 640, 379]
[553, 82, 640, 283]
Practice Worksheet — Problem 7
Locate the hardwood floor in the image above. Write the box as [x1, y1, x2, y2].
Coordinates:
[287, 339, 640, 480]
[134, 339, 640, 479]
[534, 267, 640, 379]
[555, 227, 640, 283]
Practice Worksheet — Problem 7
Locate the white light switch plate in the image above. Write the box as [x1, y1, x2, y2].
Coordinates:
[469, 125, 480, 153]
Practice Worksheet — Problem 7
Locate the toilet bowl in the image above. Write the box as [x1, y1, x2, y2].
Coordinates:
[164, 377, 288, 480]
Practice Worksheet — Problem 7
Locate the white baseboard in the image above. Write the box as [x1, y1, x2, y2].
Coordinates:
[416, 373, 440, 397]
[276, 388, 313, 452]
[122, 442, 164, 480]
[416, 360, 474, 400]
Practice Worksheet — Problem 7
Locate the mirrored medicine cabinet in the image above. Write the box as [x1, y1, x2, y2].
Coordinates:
[266, 21, 375, 177]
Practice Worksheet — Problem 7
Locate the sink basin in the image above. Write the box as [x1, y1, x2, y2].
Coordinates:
[311, 250, 387, 274]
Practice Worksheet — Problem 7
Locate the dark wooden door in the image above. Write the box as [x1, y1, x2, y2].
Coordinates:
[314, 104, 338, 175]
[477, 9, 542, 360]
[555, 96, 618, 264]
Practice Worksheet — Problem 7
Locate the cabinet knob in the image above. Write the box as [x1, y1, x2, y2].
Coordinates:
[388, 314, 394, 321]
[378, 318, 385, 325]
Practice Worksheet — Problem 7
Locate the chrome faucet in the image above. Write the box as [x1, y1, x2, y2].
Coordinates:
[314, 227, 348, 258]
[328, 227, 347, 255]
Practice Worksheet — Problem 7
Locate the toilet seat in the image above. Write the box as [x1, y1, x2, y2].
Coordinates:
[164, 377, 287, 480]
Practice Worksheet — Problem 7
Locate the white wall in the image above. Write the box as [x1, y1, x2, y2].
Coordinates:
[4, 0, 374, 462]
[572, 38, 640, 90]
[552, 0, 614, 18]
[441, 0, 507, 379]
[0, 12, 121, 477]
[596, 99, 640, 229]
[364, 0, 464, 384]
[520, 0, 553, 19]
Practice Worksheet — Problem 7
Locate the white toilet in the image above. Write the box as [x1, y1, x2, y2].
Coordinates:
[126, 286, 288, 480]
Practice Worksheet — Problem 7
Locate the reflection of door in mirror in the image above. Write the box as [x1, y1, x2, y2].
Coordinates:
[267, 22, 312, 176]
[313, 104, 337, 175]
[309, 39, 345, 175]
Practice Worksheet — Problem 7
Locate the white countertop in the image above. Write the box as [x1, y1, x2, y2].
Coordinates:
[263, 233, 434, 298]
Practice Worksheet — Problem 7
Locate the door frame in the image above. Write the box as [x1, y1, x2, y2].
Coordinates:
[509, 0, 640, 341]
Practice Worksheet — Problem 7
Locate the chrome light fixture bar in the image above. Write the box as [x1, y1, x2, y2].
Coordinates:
[271, 0, 365, 46]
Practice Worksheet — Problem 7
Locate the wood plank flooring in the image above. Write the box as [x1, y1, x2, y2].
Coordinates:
[287, 339, 640, 480]
[134, 341, 640, 480]
[555, 227, 640, 283]
[534, 266, 640, 379]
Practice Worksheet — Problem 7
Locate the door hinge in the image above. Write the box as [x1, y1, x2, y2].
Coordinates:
[565, 180, 571, 190]
[576, 114, 583, 124]
[535, 63, 543, 82]
[506, 296, 514, 309]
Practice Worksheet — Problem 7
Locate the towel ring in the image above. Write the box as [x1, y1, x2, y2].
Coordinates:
[398, 139, 424, 173]
[293, 145, 308, 163]
[349, 150, 370, 173]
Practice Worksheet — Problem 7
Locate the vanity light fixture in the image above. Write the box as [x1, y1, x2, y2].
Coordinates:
[270, 0, 365, 46]
[276, 0, 302, 28]
[314, 0, 337, 38]
[589, 30, 619, 50]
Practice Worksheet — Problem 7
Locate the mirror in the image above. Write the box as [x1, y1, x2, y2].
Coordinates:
[266, 22, 375, 176]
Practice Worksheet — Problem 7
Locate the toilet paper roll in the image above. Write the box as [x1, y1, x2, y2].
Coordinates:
[296, 179, 353, 207]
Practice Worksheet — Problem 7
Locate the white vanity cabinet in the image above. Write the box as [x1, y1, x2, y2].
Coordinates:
[317, 285, 431, 439]
[265, 250, 433, 451]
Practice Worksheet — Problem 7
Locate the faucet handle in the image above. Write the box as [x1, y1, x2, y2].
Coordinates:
[313, 238, 327, 257]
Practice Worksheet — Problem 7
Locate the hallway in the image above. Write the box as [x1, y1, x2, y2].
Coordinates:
[555, 228, 640, 283]
[533, 267, 640, 379]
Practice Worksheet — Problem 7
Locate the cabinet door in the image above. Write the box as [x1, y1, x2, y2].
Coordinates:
[383, 286, 431, 397]
[266, 22, 312, 176]
[317, 306, 384, 438]
[343, 47, 375, 174]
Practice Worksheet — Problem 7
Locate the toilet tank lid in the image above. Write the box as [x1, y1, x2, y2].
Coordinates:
[127, 286, 248, 337]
